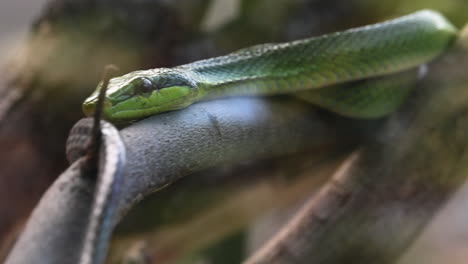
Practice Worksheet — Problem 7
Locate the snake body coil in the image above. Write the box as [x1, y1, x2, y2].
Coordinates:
[83, 10, 456, 122]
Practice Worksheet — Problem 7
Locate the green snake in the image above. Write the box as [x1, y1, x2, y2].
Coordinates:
[64, 9, 458, 264]
[83, 10, 456, 123]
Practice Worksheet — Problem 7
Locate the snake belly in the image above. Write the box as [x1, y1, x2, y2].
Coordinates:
[83, 9, 457, 123]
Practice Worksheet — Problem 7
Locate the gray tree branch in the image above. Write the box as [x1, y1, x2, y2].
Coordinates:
[5, 96, 371, 264]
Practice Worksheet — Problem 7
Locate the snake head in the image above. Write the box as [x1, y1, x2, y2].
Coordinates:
[83, 68, 199, 123]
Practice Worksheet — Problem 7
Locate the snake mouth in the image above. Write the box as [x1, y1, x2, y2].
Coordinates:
[106, 96, 194, 123]
[82, 99, 113, 118]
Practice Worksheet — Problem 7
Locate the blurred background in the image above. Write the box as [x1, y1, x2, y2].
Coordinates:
[0, 0, 47, 65]
[1, 0, 468, 263]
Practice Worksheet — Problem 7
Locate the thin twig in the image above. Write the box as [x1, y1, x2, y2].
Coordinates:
[88, 64, 119, 166]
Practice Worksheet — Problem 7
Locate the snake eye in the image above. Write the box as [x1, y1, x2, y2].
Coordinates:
[134, 78, 155, 95]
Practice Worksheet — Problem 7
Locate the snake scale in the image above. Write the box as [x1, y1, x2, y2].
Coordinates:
[65, 9, 457, 264]
[82, 10, 456, 123]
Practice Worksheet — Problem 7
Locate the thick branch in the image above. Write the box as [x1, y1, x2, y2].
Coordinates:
[5, 97, 371, 264]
